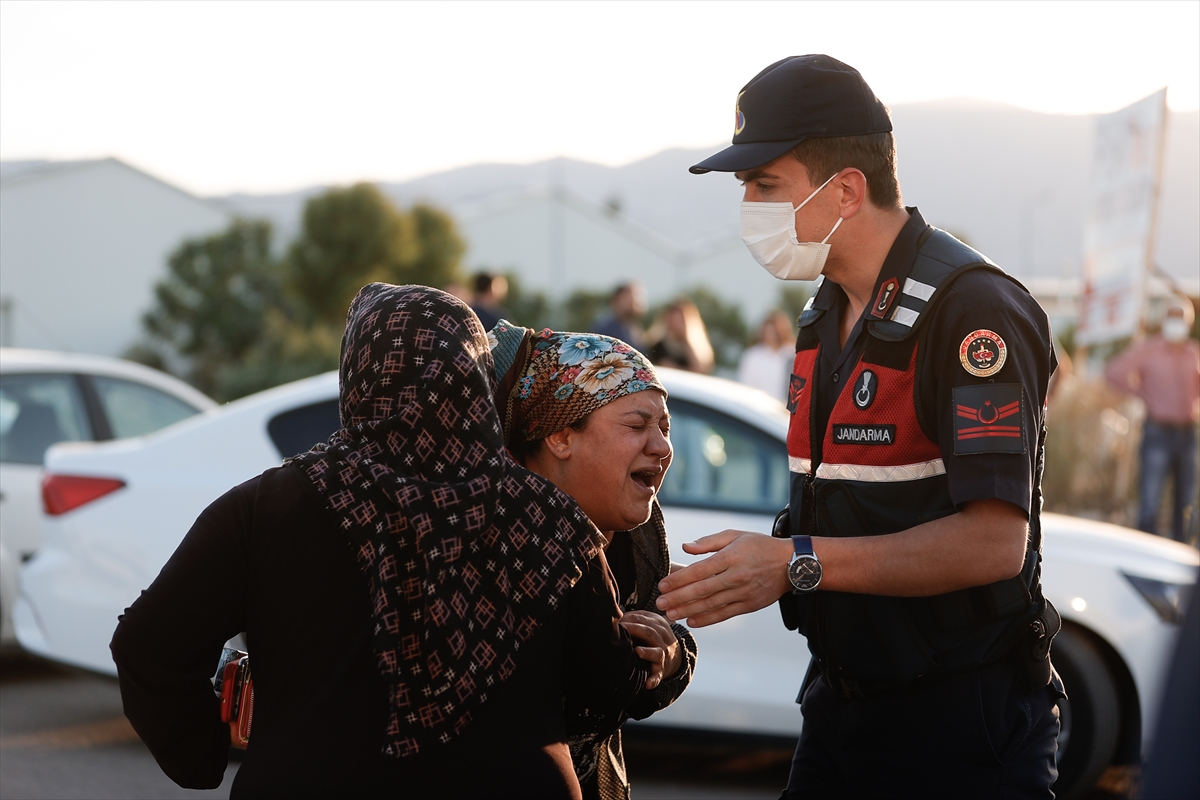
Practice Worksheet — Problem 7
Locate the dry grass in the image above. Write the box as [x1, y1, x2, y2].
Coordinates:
[1042, 375, 1143, 524]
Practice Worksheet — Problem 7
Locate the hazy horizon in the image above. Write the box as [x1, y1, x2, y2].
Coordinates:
[3, 1, 1196, 196]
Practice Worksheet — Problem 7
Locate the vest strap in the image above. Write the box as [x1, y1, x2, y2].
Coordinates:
[870, 228, 1001, 342]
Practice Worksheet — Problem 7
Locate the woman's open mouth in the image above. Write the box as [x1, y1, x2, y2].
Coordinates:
[630, 468, 662, 494]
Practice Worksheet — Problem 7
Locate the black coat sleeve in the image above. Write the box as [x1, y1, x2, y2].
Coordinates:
[109, 477, 256, 789]
[561, 549, 647, 739]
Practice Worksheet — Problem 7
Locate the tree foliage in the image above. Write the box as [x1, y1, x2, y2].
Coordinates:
[284, 183, 418, 326]
[141, 219, 279, 397]
[563, 288, 612, 334]
[500, 272, 553, 331]
[140, 185, 467, 401]
[408, 203, 467, 292]
[778, 285, 813, 327]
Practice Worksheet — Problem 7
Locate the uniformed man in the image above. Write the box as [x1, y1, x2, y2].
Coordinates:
[656, 55, 1063, 797]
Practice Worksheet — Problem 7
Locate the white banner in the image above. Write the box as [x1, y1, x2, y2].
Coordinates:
[1076, 88, 1167, 346]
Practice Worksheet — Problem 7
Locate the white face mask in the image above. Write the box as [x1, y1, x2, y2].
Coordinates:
[1162, 317, 1190, 342]
[741, 172, 843, 281]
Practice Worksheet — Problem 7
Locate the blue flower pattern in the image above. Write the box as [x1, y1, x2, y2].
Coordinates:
[558, 335, 612, 366]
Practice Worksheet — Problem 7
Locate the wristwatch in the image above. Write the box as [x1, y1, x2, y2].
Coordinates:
[787, 535, 822, 593]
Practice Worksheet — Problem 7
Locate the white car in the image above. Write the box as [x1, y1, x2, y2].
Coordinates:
[0, 348, 215, 646]
[16, 368, 1197, 799]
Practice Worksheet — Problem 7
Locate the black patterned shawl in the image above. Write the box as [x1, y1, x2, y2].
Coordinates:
[288, 284, 605, 759]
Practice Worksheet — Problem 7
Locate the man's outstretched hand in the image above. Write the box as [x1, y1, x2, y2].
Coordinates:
[655, 530, 792, 627]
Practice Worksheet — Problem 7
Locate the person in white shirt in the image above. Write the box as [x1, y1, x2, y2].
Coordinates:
[736, 310, 795, 400]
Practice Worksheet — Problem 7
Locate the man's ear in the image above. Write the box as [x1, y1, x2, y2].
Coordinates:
[834, 168, 868, 220]
[543, 427, 573, 462]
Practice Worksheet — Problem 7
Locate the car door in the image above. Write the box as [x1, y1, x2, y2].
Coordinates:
[650, 397, 811, 736]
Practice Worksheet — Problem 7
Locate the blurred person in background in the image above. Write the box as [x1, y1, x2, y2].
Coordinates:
[592, 282, 648, 351]
[1104, 296, 1200, 543]
[736, 310, 795, 401]
[647, 299, 714, 374]
[471, 271, 510, 330]
[111, 285, 650, 799]
[487, 320, 696, 800]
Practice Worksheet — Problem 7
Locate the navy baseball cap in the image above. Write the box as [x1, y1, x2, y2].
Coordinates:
[690, 55, 892, 175]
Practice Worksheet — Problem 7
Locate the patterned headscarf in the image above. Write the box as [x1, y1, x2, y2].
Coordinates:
[488, 320, 666, 447]
[289, 285, 604, 759]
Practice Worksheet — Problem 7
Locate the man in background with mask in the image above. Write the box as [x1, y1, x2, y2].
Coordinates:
[1105, 297, 1200, 544]
[656, 55, 1063, 796]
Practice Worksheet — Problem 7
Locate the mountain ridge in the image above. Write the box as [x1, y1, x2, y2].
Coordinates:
[213, 101, 1199, 284]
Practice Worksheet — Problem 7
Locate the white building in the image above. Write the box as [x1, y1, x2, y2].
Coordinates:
[0, 159, 231, 357]
[457, 186, 787, 324]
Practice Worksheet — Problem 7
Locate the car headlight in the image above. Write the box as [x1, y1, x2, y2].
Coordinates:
[1122, 573, 1196, 624]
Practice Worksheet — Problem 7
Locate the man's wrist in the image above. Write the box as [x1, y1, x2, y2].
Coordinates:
[775, 535, 797, 596]
[788, 535, 823, 592]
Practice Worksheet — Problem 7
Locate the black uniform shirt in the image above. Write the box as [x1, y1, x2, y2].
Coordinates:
[808, 208, 1057, 516]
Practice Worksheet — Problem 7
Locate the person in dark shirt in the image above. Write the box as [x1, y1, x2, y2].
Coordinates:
[592, 282, 648, 351]
[471, 271, 510, 331]
[111, 284, 648, 799]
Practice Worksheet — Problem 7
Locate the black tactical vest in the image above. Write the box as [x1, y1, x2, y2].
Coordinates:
[780, 228, 1047, 691]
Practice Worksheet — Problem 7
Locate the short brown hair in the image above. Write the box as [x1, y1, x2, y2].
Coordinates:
[790, 132, 901, 210]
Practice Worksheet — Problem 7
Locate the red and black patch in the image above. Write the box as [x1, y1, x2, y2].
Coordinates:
[952, 384, 1026, 455]
[787, 374, 807, 413]
[870, 277, 900, 319]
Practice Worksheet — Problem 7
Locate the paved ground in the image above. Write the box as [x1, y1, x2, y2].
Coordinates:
[0, 650, 783, 799]
[0, 650, 1136, 800]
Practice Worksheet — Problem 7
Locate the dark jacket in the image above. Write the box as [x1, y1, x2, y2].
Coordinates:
[111, 464, 646, 799]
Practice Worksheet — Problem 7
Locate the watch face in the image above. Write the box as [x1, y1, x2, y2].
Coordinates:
[789, 554, 822, 592]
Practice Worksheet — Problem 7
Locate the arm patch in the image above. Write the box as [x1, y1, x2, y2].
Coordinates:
[952, 384, 1026, 455]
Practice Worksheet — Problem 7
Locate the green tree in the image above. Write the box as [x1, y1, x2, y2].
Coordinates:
[284, 184, 418, 326]
[283, 187, 467, 326]
[500, 271, 553, 331]
[778, 285, 814, 325]
[409, 203, 466, 291]
[213, 307, 343, 401]
[563, 288, 612, 334]
[140, 187, 470, 401]
[140, 219, 280, 397]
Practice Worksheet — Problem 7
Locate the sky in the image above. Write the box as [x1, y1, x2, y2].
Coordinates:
[2, 0, 1197, 197]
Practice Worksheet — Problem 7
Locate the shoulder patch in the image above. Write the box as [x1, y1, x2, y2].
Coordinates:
[953, 384, 1026, 455]
[959, 329, 1007, 377]
[787, 375, 806, 413]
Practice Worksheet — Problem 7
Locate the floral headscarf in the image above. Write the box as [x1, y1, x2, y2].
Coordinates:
[490, 319, 694, 800]
[488, 320, 666, 447]
[288, 286, 604, 759]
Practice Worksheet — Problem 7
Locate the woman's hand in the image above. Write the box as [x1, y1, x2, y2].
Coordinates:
[619, 610, 682, 690]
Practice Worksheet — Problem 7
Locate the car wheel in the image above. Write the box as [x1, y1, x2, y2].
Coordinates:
[1051, 625, 1120, 800]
